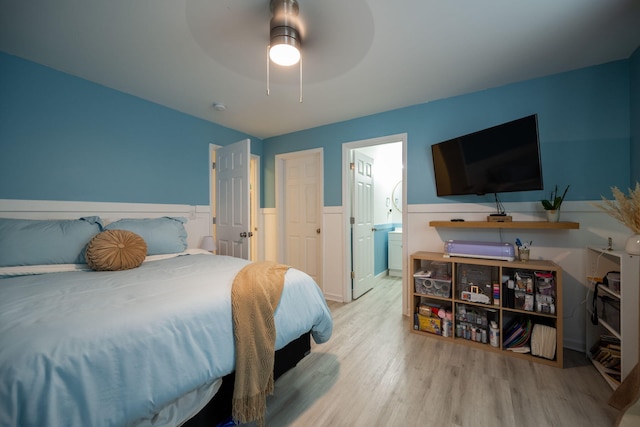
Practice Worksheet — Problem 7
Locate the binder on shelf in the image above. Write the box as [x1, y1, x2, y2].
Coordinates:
[503, 317, 533, 350]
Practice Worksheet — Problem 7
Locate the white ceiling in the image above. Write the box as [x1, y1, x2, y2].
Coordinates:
[1, 0, 639, 139]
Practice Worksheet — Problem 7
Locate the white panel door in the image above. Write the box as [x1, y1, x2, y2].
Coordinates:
[284, 152, 321, 285]
[352, 151, 374, 299]
[216, 139, 250, 259]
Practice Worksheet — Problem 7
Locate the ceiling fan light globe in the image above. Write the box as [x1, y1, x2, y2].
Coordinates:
[269, 43, 300, 66]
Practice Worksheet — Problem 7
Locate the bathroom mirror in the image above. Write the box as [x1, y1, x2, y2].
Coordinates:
[392, 181, 402, 212]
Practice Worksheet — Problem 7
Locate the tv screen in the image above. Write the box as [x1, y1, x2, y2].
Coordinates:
[431, 114, 543, 196]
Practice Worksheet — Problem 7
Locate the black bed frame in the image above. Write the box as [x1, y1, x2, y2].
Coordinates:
[183, 331, 311, 427]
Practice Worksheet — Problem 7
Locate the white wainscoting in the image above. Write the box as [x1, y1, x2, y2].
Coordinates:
[260, 208, 278, 262]
[322, 206, 345, 302]
[42, 196, 620, 348]
[261, 206, 344, 302]
[0, 199, 212, 250]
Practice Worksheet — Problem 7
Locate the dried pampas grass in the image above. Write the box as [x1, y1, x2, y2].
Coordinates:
[596, 182, 640, 234]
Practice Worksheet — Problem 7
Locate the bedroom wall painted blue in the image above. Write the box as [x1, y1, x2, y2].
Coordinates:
[262, 59, 633, 208]
[1, 50, 637, 209]
[0, 52, 262, 205]
[631, 46, 640, 185]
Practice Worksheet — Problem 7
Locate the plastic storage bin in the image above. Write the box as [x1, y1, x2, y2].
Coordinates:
[457, 264, 497, 305]
[534, 271, 556, 314]
[514, 289, 534, 311]
[455, 304, 497, 344]
[414, 271, 451, 297]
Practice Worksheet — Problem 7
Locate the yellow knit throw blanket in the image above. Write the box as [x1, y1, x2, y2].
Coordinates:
[231, 261, 288, 427]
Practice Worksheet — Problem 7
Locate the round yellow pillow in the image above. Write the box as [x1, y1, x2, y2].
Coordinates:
[86, 229, 147, 271]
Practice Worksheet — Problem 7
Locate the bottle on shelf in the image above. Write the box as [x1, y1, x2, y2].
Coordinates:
[490, 321, 500, 347]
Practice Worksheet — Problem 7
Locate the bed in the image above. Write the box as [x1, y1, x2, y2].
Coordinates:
[0, 216, 333, 426]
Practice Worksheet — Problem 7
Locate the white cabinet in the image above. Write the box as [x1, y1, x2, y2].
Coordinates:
[388, 231, 402, 277]
[585, 247, 640, 389]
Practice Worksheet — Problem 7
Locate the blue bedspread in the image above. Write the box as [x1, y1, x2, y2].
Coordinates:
[0, 254, 333, 426]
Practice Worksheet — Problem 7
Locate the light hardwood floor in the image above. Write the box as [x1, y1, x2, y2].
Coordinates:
[257, 275, 619, 426]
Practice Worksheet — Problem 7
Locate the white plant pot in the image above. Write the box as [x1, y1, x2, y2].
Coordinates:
[546, 209, 560, 222]
[626, 234, 640, 255]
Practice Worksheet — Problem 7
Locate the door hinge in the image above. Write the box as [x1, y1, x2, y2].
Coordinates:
[351, 271, 355, 280]
[350, 217, 355, 225]
[211, 162, 216, 170]
[349, 162, 355, 170]
[212, 217, 216, 224]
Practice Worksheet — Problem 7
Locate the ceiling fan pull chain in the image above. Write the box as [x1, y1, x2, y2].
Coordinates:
[267, 45, 271, 96]
[299, 53, 303, 103]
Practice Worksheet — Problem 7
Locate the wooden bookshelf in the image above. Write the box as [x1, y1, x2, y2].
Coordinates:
[410, 251, 563, 367]
[429, 221, 580, 230]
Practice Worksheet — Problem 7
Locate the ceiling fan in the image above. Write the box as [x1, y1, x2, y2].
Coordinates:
[268, 0, 302, 67]
[267, 0, 304, 101]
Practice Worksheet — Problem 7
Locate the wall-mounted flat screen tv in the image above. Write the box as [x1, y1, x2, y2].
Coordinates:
[431, 114, 543, 196]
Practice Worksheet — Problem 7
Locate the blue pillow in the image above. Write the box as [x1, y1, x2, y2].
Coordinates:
[0, 217, 103, 267]
[105, 217, 187, 255]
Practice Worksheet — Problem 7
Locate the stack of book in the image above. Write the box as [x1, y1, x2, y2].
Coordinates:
[590, 335, 621, 380]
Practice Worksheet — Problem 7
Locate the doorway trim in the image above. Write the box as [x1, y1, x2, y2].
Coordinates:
[208, 143, 221, 238]
[250, 154, 260, 261]
[341, 133, 407, 305]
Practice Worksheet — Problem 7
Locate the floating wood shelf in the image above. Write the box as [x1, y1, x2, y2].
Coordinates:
[429, 221, 580, 230]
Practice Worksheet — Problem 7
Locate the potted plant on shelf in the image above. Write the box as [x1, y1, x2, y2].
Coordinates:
[595, 182, 640, 255]
[541, 185, 569, 222]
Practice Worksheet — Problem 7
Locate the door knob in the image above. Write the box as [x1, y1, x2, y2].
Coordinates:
[248, 231, 254, 237]
[240, 232, 247, 238]
[316, 228, 321, 234]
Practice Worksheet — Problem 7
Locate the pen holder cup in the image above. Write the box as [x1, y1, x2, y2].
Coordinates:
[519, 248, 530, 262]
